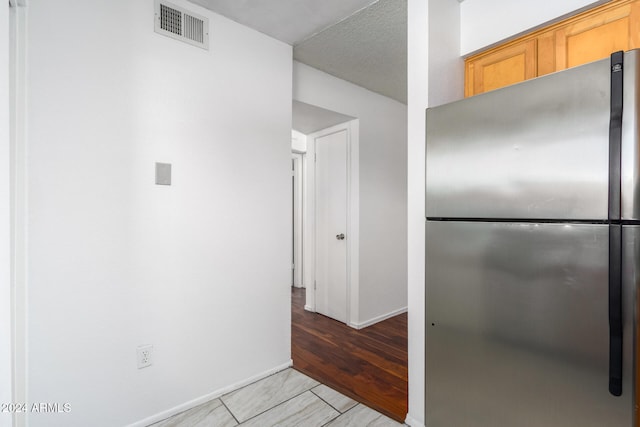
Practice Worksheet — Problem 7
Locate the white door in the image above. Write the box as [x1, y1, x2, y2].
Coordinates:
[315, 129, 347, 323]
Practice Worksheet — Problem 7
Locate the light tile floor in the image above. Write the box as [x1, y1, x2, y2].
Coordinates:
[151, 368, 404, 427]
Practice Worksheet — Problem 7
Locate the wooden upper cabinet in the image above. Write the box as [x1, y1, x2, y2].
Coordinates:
[465, 0, 640, 97]
[465, 39, 536, 97]
[556, 1, 639, 70]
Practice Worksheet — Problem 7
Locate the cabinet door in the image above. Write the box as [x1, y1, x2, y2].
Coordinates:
[555, 0, 640, 70]
[465, 39, 537, 97]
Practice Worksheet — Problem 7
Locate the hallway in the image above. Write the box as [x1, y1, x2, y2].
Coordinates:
[291, 287, 408, 422]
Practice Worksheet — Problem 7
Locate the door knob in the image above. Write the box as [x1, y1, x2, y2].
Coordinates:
[336, 233, 345, 240]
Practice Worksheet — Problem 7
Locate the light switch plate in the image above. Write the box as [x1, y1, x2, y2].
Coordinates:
[155, 162, 171, 185]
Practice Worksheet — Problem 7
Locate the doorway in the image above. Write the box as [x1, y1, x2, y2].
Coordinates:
[291, 100, 357, 326]
[299, 120, 356, 326]
[289, 101, 408, 421]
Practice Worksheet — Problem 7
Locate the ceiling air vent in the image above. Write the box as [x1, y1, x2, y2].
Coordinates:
[154, 1, 209, 50]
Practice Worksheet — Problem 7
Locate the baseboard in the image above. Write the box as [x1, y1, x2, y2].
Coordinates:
[127, 359, 293, 427]
[404, 413, 425, 427]
[351, 306, 407, 330]
[304, 305, 315, 312]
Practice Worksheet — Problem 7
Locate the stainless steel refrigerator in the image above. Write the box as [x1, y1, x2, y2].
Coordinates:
[425, 50, 639, 426]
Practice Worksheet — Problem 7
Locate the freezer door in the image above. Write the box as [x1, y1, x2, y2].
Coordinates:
[425, 221, 637, 427]
[426, 56, 611, 220]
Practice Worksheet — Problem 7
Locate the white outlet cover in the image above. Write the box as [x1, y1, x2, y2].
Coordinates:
[137, 345, 153, 369]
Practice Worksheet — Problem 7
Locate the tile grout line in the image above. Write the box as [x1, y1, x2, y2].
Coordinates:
[296, 369, 371, 413]
[298, 369, 406, 424]
[149, 368, 402, 427]
[319, 403, 362, 427]
[221, 367, 292, 402]
[220, 369, 308, 423]
[309, 386, 354, 415]
[219, 398, 241, 426]
[236, 389, 313, 425]
[232, 382, 322, 425]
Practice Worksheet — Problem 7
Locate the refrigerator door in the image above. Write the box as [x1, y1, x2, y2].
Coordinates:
[425, 221, 636, 427]
[426, 56, 610, 220]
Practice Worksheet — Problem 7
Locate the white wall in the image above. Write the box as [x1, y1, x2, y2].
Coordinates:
[1, 2, 12, 427]
[460, 0, 606, 56]
[293, 62, 407, 327]
[406, 2, 428, 422]
[407, 2, 463, 425]
[428, 1, 465, 108]
[24, 1, 292, 426]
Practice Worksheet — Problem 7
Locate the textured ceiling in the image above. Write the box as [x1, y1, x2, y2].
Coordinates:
[188, 0, 407, 104]
[188, 0, 377, 45]
[294, 0, 406, 104]
[292, 101, 355, 134]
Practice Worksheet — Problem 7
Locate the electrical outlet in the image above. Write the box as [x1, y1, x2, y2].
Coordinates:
[137, 345, 153, 369]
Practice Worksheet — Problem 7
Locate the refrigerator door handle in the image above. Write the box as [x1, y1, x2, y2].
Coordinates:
[608, 224, 623, 397]
[608, 51, 623, 221]
[607, 50, 624, 397]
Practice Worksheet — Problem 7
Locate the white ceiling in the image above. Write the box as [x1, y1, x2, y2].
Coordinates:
[188, 0, 407, 104]
[188, 0, 379, 45]
[294, 0, 406, 103]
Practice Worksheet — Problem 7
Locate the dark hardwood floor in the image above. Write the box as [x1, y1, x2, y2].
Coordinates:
[291, 287, 408, 422]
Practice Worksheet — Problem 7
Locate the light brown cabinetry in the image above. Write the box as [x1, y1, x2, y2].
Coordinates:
[465, 0, 640, 97]
[465, 39, 536, 96]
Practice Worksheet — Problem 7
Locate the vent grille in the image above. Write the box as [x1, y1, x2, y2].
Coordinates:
[160, 4, 182, 35]
[184, 13, 204, 44]
[155, 1, 209, 50]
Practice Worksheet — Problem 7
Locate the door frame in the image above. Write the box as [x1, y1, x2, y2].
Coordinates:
[304, 120, 359, 328]
[291, 152, 304, 288]
[8, 2, 28, 426]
